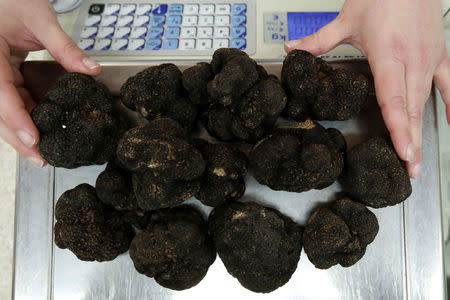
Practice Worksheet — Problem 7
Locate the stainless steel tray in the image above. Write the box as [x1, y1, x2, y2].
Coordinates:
[13, 61, 445, 300]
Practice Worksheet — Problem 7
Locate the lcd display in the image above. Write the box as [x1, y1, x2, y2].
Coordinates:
[287, 12, 339, 41]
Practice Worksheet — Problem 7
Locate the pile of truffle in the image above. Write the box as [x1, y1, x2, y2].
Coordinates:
[32, 48, 412, 294]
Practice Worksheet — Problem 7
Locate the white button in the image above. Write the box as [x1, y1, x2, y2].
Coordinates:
[133, 15, 149, 26]
[128, 39, 145, 50]
[100, 15, 117, 26]
[111, 39, 128, 50]
[199, 4, 214, 15]
[180, 27, 196, 38]
[97, 27, 115, 38]
[136, 4, 152, 15]
[114, 27, 131, 38]
[215, 4, 230, 15]
[182, 15, 198, 26]
[104, 4, 121, 15]
[94, 39, 112, 50]
[81, 27, 98, 38]
[184, 4, 199, 15]
[196, 39, 212, 50]
[199, 15, 214, 26]
[198, 27, 213, 38]
[215, 15, 230, 26]
[213, 39, 229, 49]
[179, 39, 196, 50]
[84, 15, 101, 26]
[117, 15, 133, 26]
[78, 39, 95, 50]
[130, 27, 147, 38]
[119, 4, 136, 15]
[214, 27, 229, 38]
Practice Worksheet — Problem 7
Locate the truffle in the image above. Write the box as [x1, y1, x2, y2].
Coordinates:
[116, 118, 205, 211]
[281, 50, 369, 121]
[120, 64, 197, 128]
[31, 73, 122, 168]
[182, 62, 214, 107]
[340, 137, 412, 208]
[250, 120, 346, 192]
[129, 206, 216, 290]
[209, 201, 303, 293]
[194, 139, 248, 207]
[303, 198, 379, 269]
[54, 184, 134, 262]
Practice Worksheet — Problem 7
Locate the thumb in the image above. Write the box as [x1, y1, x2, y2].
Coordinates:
[284, 17, 349, 56]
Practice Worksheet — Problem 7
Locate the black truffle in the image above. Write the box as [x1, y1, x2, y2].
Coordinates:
[209, 201, 302, 293]
[282, 50, 369, 121]
[194, 139, 248, 207]
[129, 206, 216, 290]
[116, 118, 205, 211]
[182, 62, 214, 106]
[303, 198, 379, 269]
[54, 184, 134, 262]
[250, 120, 346, 192]
[120, 64, 197, 128]
[340, 137, 412, 208]
[31, 73, 122, 168]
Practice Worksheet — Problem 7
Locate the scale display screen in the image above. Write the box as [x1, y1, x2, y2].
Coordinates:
[287, 12, 339, 40]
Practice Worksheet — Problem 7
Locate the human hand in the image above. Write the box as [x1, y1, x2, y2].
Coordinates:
[285, 0, 450, 178]
[0, 0, 101, 167]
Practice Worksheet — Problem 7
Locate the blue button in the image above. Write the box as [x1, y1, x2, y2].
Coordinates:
[231, 27, 246, 38]
[164, 27, 180, 38]
[150, 15, 165, 27]
[152, 4, 167, 15]
[162, 39, 179, 50]
[231, 15, 246, 26]
[147, 27, 164, 38]
[168, 4, 183, 14]
[230, 39, 246, 50]
[145, 39, 162, 50]
[167, 15, 182, 26]
[232, 4, 246, 15]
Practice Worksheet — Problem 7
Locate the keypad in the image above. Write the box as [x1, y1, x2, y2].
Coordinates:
[77, 1, 250, 53]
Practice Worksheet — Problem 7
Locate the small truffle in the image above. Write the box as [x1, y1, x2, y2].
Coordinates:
[182, 62, 214, 106]
[194, 139, 248, 207]
[250, 120, 346, 192]
[120, 64, 197, 128]
[54, 184, 134, 262]
[303, 198, 379, 269]
[129, 206, 216, 290]
[209, 201, 303, 293]
[116, 118, 205, 211]
[281, 50, 369, 121]
[340, 137, 412, 208]
[31, 73, 122, 168]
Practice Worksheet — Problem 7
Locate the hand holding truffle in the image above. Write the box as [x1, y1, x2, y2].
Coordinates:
[285, 0, 450, 178]
[0, 0, 101, 167]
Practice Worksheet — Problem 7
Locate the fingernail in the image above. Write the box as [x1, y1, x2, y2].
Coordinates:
[28, 156, 44, 168]
[411, 164, 421, 178]
[406, 143, 415, 162]
[82, 57, 100, 70]
[285, 39, 301, 49]
[16, 130, 36, 148]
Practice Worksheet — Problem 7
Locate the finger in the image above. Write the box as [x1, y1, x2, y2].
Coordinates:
[434, 58, 450, 124]
[284, 16, 349, 55]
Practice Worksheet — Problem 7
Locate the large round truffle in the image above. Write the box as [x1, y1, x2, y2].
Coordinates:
[303, 198, 379, 269]
[31, 73, 122, 168]
[120, 64, 197, 128]
[340, 137, 412, 208]
[54, 184, 134, 262]
[194, 139, 248, 207]
[209, 201, 303, 293]
[116, 118, 205, 211]
[250, 120, 346, 192]
[129, 206, 216, 290]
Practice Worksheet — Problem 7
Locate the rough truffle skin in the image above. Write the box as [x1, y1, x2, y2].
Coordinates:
[54, 184, 134, 262]
[340, 137, 412, 208]
[303, 198, 379, 269]
[129, 206, 216, 290]
[250, 120, 346, 192]
[281, 50, 369, 121]
[31, 73, 121, 168]
[116, 118, 205, 211]
[194, 139, 248, 207]
[209, 201, 302, 293]
[120, 64, 197, 128]
[182, 62, 214, 106]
